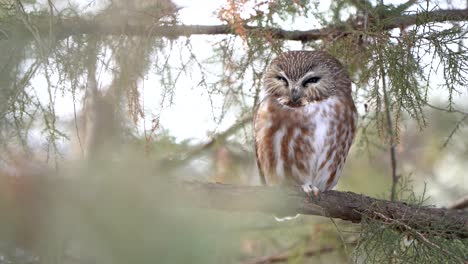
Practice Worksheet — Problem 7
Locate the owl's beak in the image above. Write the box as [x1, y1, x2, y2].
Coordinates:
[290, 89, 302, 103]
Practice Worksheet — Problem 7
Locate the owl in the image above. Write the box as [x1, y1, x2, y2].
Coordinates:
[254, 50, 357, 196]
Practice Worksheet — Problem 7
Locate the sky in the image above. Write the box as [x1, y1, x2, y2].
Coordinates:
[175, 0, 224, 25]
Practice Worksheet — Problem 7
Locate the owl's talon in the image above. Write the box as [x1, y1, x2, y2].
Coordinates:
[301, 184, 312, 195]
[302, 184, 320, 197]
[313, 187, 320, 197]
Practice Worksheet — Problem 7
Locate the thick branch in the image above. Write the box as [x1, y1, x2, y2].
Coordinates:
[382, 9, 468, 30]
[4, 9, 468, 41]
[53, 21, 329, 41]
[182, 182, 468, 239]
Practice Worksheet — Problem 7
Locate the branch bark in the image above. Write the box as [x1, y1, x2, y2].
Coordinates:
[4, 9, 468, 41]
[182, 182, 468, 239]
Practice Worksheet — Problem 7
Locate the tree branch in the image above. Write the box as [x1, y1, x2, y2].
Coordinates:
[157, 114, 252, 170]
[243, 237, 358, 264]
[187, 114, 252, 157]
[382, 9, 468, 30]
[53, 21, 330, 41]
[243, 244, 340, 264]
[449, 195, 468, 210]
[182, 182, 468, 239]
[4, 9, 468, 41]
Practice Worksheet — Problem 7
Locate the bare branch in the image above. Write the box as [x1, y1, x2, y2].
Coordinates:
[6, 9, 468, 41]
[382, 9, 468, 30]
[160, 114, 252, 168]
[425, 102, 468, 115]
[51, 21, 329, 41]
[442, 114, 468, 148]
[182, 182, 468, 239]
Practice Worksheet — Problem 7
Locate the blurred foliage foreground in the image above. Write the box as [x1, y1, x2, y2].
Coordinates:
[0, 157, 243, 264]
[0, 155, 466, 264]
[0, 156, 362, 264]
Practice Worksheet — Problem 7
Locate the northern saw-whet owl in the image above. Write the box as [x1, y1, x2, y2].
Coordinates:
[254, 50, 357, 196]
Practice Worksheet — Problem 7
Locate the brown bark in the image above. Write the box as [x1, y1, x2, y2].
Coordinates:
[182, 182, 468, 239]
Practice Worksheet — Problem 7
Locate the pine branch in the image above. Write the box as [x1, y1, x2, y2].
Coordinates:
[182, 182, 468, 239]
[4, 9, 468, 41]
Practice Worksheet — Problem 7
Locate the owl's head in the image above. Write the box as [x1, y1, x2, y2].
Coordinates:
[263, 50, 351, 107]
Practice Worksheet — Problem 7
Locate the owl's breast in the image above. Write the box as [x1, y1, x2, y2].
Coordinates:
[254, 96, 357, 188]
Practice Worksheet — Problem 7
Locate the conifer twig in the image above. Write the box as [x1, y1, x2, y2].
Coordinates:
[373, 211, 463, 262]
[377, 46, 399, 201]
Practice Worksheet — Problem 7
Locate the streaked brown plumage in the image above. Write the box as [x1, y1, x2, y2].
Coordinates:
[254, 50, 357, 194]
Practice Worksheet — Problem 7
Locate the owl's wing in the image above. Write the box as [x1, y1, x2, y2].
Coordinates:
[253, 103, 266, 186]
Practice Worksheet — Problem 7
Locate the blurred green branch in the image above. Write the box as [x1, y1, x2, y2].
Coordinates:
[179, 114, 252, 161]
[243, 242, 355, 264]
[157, 114, 252, 169]
[183, 182, 468, 239]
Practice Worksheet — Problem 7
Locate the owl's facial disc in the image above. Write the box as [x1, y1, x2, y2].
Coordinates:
[277, 72, 324, 107]
[263, 51, 351, 107]
[298, 71, 327, 102]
